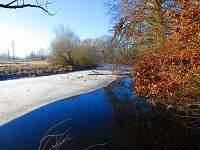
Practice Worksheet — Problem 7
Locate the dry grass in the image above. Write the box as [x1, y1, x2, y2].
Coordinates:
[0, 61, 73, 80]
[19, 61, 50, 65]
[0, 61, 49, 66]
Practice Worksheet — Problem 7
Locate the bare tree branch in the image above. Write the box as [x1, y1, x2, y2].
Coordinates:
[0, 0, 56, 16]
[6, 0, 18, 6]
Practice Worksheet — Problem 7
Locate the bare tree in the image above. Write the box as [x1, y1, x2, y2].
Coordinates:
[76, 39, 96, 67]
[49, 25, 109, 67]
[48, 25, 80, 66]
[106, 0, 176, 49]
[92, 35, 114, 63]
[37, 48, 48, 60]
[0, 0, 56, 15]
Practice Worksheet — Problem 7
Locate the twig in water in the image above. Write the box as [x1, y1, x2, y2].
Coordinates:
[39, 118, 73, 150]
[84, 143, 107, 150]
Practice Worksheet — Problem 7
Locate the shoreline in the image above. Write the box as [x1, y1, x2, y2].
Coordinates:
[0, 70, 118, 126]
[0, 62, 95, 81]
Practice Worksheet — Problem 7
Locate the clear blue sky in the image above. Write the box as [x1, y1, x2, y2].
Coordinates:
[0, 0, 112, 57]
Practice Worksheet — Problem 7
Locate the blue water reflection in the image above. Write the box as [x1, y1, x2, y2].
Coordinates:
[0, 77, 147, 150]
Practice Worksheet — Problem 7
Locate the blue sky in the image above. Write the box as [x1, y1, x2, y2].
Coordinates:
[0, 0, 112, 57]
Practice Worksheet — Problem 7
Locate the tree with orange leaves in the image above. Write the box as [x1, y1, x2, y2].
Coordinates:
[108, 0, 200, 148]
[133, 0, 200, 113]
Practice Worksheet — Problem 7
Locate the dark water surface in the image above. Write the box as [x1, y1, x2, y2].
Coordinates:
[0, 76, 148, 150]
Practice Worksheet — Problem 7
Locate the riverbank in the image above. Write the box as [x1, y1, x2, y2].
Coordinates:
[0, 70, 118, 126]
[0, 61, 84, 80]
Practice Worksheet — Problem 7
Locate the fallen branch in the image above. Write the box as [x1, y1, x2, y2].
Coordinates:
[88, 73, 110, 75]
[112, 72, 132, 76]
[88, 73, 131, 76]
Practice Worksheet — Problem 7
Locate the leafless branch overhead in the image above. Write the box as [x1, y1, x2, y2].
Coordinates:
[0, 0, 56, 15]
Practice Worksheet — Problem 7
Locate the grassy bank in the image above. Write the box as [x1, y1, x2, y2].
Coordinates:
[0, 61, 76, 80]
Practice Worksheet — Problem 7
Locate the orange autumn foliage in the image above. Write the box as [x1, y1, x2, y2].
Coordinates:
[132, 0, 200, 107]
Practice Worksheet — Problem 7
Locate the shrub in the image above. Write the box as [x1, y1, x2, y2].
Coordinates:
[132, 0, 200, 121]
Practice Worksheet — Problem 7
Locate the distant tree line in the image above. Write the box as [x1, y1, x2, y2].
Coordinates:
[0, 53, 23, 62]
[0, 48, 48, 62]
[25, 49, 48, 61]
[48, 25, 115, 67]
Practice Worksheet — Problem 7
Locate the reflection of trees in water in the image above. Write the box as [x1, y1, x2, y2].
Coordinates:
[104, 77, 200, 150]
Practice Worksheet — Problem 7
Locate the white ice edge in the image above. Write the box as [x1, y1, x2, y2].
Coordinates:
[0, 70, 118, 126]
